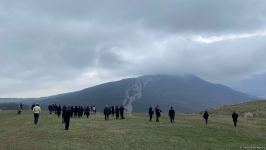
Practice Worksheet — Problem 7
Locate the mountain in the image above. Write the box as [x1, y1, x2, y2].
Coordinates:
[0, 98, 28, 103]
[0, 98, 39, 110]
[226, 73, 266, 98]
[35, 74, 254, 113]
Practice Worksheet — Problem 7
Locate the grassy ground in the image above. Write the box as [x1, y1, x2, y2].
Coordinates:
[208, 100, 266, 117]
[0, 110, 265, 150]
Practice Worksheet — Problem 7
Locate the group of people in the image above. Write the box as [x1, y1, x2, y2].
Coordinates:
[47, 104, 126, 130]
[103, 105, 125, 120]
[149, 106, 239, 127]
[48, 104, 94, 119]
[29, 103, 240, 130]
[48, 104, 97, 130]
[148, 106, 175, 123]
[148, 105, 163, 122]
[202, 110, 239, 127]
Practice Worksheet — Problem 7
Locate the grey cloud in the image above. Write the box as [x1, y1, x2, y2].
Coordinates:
[1, 0, 266, 33]
[0, 0, 266, 97]
[116, 35, 266, 81]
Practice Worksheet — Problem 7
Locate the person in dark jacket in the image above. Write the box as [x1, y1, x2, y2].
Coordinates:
[203, 111, 209, 125]
[168, 106, 175, 123]
[64, 106, 72, 130]
[104, 105, 110, 121]
[80, 106, 84, 117]
[54, 104, 58, 115]
[111, 106, 115, 117]
[85, 106, 90, 118]
[155, 106, 161, 122]
[31, 103, 35, 111]
[70, 106, 74, 118]
[119, 105, 125, 119]
[232, 111, 238, 127]
[148, 106, 154, 121]
[62, 105, 67, 123]
[48, 105, 53, 114]
[115, 105, 120, 119]
[74, 106, 78, 117]
[78, 106, 82, 118]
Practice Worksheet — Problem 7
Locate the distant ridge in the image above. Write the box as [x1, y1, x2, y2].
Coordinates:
[30, 74, 254, 113]
[0, 75, 255, 112]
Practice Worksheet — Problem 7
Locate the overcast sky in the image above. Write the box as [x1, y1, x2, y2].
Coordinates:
[1, 0, 266, 98]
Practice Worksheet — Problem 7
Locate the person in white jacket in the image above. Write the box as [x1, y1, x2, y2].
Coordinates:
[32, 104, 41, 124]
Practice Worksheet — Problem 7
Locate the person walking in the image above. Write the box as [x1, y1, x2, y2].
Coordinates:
[148, 106, 154, 121]
[57, 105, 61, 118]
[17, 104, 22, 115]
[111, 106, 115, 117]
[232, 111, 239, 127]
[48, 105, 53, 114]
[64, 106, 72, 130]
[32, 104, 41, 125]
[85, 106, 90, 118]
[62, 105, 67, 123]
[203, 111, 209, 125]
[168, 106, 175, 123]
[119, 105, 125, 119]
[104, 105, 110, 121]
[92, 105, 96, 114]
[115, 105, 120, 119]
[155, 106, 161, 122]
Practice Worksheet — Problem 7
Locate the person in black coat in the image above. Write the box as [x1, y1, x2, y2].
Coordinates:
[232, 111, 238, 127]
[203, 111, 209, 125]
[74, 106, 78, 117]
[78, 106, 82, 118]
[31, 103, 35, 111]
[104, 105, 110, 121]
[70, 106, 74, 118]
[155, 106, 161, 122]
[111, 106, 115, 117]
[57, 105, 61, 118]
[168, 106, 175, 123]
[115, 105, 120, 119]
[79, 106, 84, 118]
[62, 105, 67, 123]
[64, 106, 72, 130]
[148, 106, 154, 121]
[119, 105, 125, 119]
[48, 105, 53, 114]
[54, 104, 58, 115]
[85, 106, 90, 118]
